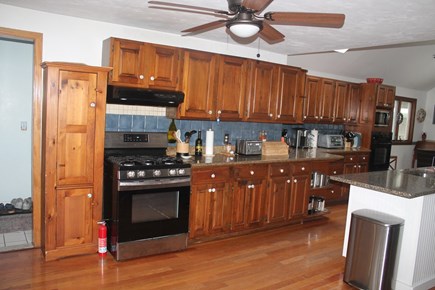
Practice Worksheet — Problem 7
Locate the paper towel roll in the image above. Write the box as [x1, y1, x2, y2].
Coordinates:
[205, 129, 214, 156]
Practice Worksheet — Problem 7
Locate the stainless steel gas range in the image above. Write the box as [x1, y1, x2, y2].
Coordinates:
[103, 132, 191, 261]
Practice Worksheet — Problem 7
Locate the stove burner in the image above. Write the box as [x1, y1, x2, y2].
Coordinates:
[120, 160, 140, 167]
[142, 159, 156, 166]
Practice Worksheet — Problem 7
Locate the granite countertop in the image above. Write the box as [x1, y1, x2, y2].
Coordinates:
[185, 148, 344, 167]
[330, 168, 435, 198]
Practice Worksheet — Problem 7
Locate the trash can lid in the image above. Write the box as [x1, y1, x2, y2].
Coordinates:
[352, 209, 404, 226]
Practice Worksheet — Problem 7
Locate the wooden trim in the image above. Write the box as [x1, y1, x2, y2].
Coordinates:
[0, 27, 43, 247]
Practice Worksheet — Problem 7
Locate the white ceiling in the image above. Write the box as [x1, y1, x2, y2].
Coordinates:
[1, 0, 435, 91]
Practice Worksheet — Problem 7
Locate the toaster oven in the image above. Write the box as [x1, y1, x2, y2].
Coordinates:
[235, 140, 262, 155]
[317, 134, 344, 149]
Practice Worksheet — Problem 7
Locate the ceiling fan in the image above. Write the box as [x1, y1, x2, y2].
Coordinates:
[148, 0, 345, 44]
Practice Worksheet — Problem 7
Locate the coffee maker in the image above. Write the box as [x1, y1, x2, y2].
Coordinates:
[290, 128, 308, 148]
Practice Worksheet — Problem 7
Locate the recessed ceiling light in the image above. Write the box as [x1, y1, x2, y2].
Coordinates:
[334, 48, 349, 53]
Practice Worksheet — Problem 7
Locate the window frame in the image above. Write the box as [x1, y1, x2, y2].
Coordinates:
[392, 96, 416, 145]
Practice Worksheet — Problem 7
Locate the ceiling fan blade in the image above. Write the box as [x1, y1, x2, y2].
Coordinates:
[265, 12, 345, 28]
[259, 21, 285, 44]
[148, 1, 228, 15]
[242, 0, 274, 13]
[149, 6, 229, 19]
[182, 20, 228, 35]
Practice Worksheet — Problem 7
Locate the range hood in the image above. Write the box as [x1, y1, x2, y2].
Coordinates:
[107, 85, 184, 107]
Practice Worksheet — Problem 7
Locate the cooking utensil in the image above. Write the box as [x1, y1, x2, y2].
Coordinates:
[173, 130, 183, 143]
[184, 130, 197, 143]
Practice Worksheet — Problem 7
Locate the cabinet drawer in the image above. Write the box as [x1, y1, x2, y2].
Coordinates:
[290, 163, 310, 175]
[344, 155, 358, 163]
[330, 162, 344, 175]
[269, 163, 291, 177]
[234, 164, 269, 179]
[192, 166, 230, 184]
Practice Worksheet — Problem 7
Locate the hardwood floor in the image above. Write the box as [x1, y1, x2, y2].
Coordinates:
[1, 205, 355, 289]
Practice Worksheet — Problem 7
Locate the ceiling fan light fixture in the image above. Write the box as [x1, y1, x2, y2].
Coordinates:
[228, 22, 261, 38]
[334, 48, 349, 53]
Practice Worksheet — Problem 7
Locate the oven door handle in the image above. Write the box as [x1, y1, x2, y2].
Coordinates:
[118, 177, 191, 191]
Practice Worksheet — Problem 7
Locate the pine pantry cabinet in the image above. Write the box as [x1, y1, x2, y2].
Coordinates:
[41, 62, 110, 261]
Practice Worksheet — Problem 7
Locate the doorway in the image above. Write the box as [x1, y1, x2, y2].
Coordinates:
[0, 27, 42, 249]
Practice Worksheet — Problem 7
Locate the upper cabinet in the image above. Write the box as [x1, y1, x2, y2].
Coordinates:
[178, 50, 217, 120]
[102, 37, 182, 90]
[215, 55, 249, 121]
[375, 84, 396, 108]
[244, 60, 278, 122]
[275, 65, 306, 124]
[346, 83, 361, 124]
[303, 76, 335, 123]
[333, 82, 361, 124]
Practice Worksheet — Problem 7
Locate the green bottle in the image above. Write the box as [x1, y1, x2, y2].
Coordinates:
[168, 119, 177, 143]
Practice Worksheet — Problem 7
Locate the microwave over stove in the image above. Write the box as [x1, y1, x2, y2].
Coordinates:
[375, 109, 391, 127]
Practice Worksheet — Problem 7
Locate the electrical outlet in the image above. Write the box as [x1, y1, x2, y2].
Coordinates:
[20, 121, 27, 131]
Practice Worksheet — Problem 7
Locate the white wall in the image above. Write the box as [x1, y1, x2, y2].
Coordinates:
[0, 4, 287, 66]
[0, 39, 33, 204]
[423, 87, 435, 140]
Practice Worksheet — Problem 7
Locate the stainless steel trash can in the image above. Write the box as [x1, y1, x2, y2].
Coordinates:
[344, 209, 404, 290]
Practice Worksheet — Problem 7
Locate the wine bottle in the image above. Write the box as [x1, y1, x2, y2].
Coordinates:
[168, 119, 177, 143]
[195, 130, 202, 156]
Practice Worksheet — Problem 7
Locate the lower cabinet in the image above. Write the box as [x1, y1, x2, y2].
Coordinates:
[267, 163, 292, 224]
[289, 163, 311, 219]
[232, 164, 268, 231]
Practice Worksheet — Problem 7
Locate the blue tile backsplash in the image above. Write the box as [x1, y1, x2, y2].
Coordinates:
[106, 114, 344, 145]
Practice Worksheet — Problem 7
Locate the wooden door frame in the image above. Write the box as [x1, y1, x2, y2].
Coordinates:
[0, 27, 43, 247]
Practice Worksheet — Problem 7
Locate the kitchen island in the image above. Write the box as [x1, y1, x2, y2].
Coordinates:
[331, 168, 435, 290]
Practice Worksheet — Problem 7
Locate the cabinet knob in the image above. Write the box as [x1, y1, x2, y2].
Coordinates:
[87, 193, 92, 198]
[287, 179, 291, 183]
[211, 173, 216, 178]
[150, 76, 155, 81]
[280, 169, 284, 173]
[350, 157, 353, 161]
[277, 114, 281, 118]
[250, 170, 254, 175]
[269, 113, 273, 117]
[315, 116, 319, 119]
[331, 190, 335, 194]
[212, 188, 216, 192]
[320, 116, 323, 119]
[301, 167, 305, 171]
[362, 157, 366, 160]
[333, 171, 337, 174]
[358, 165, 361, 168]
[208, 110, 213, 115]
[251, 184, 255, 189]
[353, 165, 357, 168]
[293, 179, 297, 183]
[217, 110, 222, 114]
[139, 74, 144, 80]
[303, 116, 307, 119]
[90, 102, 96, 108]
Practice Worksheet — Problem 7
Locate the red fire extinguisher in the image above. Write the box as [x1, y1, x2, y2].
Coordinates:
[97, 221, 107, 257]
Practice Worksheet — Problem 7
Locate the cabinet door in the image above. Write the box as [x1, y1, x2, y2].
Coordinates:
[215, 55, 248, 121]
[333, 81, 348, 123]
[109, 38, 146, 85]
[56, 188, 94, 248]
[268, 176, 291, 223]
[245, 61, 278, 122]
[276, 66, 306, 123]
[359, 84, 376, 124]
[208, 182, 232, 235]
[245, 178, 267, 228]
[385, 86, 396, 108]
[189, 183, 210, 238]
[319, 78, 335, 122]
[147, 44, 181, 90]
[289, 174, 310, 219]
[57, 70, 96, 186]
[180, 50, 217, 119]
[346, 83, 361, 124]
[303, 76, 321, 122]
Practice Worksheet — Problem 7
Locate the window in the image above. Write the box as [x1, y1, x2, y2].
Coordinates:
[392, 96, 416, 144]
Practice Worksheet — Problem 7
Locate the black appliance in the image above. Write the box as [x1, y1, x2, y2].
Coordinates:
[104, 132, 191, 261]
[369, 132, 392, 171]
[107, 85, 184, 107]
[374, 109, 391, 127]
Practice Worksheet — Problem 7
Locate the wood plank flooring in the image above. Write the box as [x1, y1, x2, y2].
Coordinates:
[1, 204, 355, 289]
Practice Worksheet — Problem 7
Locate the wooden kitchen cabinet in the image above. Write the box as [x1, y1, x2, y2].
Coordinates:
[376, 84, 396, 108]
[103, 38, 182, 90]
[333, 81, 349, 123]
[289, 163, 311, 219]
[275, 65, 306, 123]
[245, 60, 278, 122]
[267, 163, 292, 224]
[189, 167, 232, 239]
[303, 76, 335, 123]
[346, 83, 361, 124]
[215, 55, 249, 121]
[232, 164, 268, 231]
[341, 153, 369, 198]
[41, 62, 110, 261]
[178, 50, 217, 119]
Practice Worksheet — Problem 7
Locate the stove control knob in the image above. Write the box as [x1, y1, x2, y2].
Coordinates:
[169, 169, 177, 176]
[127, 171, 136, 179]
[137, 170, 146, 178]
[153, 170, 161, 177]
[178, 168, 186, 175]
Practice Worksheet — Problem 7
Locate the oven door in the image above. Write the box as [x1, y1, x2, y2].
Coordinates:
[115, 180, 190, 243]
[369, 143, 392, 171]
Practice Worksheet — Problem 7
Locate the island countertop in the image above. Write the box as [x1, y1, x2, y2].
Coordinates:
[330, 167, 435, 198]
